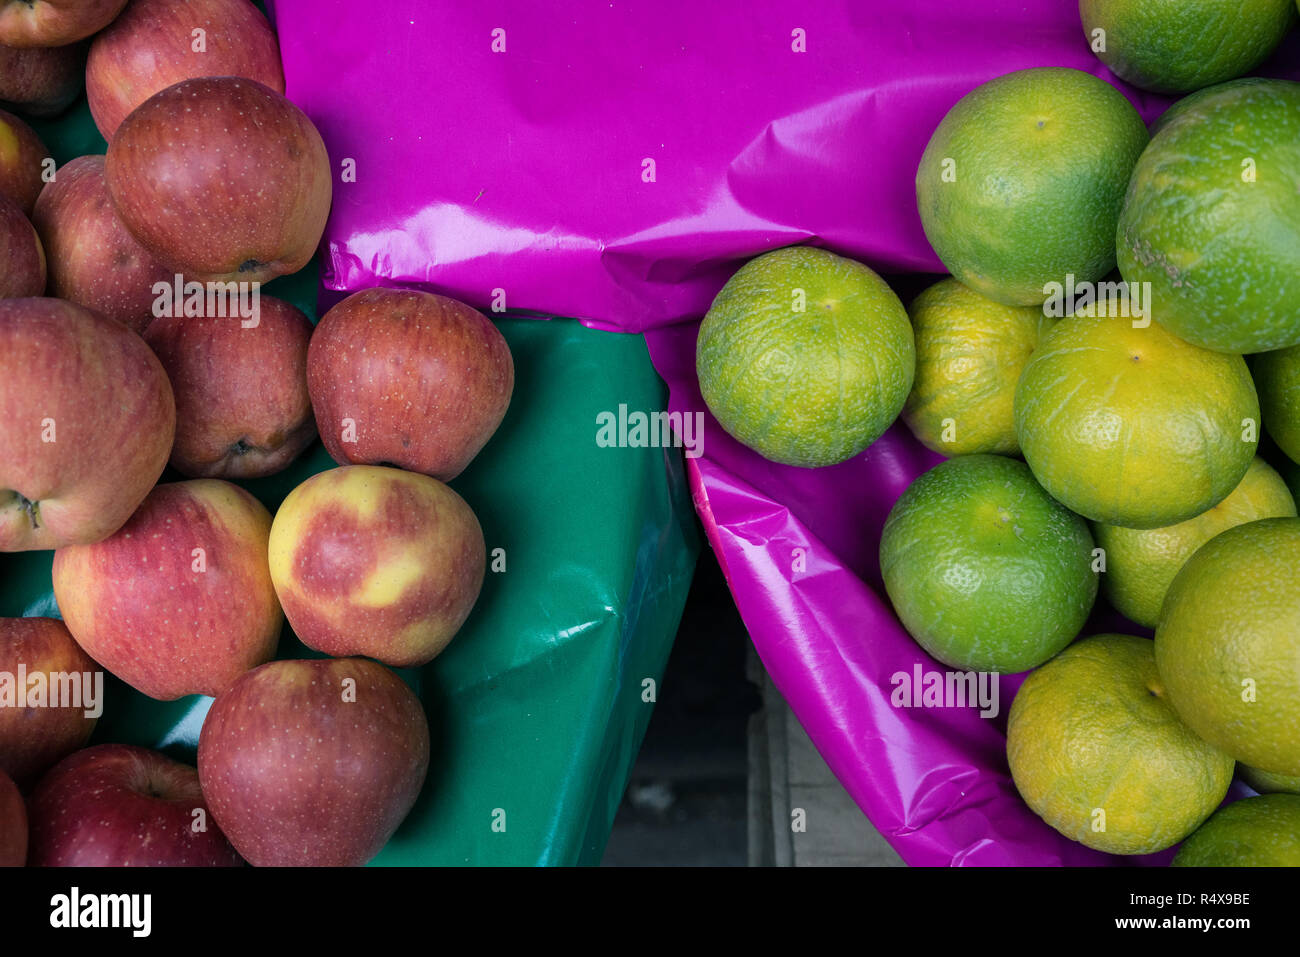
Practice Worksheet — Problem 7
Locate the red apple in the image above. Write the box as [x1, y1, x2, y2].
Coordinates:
[87, 0, 283, 141]
[0, 193, 43, 297]
[0, 40, 83, 117]
[0, 768, 26, 866]
[0, 617, 98, 786]
[27, 743, 243, 866]
[0, 0, 127, 47]
[198, 657, 429, 867]
[0, 298, 174, 551]
[308, 289, 514, 481]
[143, 295, 317, 478]
[106, 77, 331, 284]
[0, 107, 50, 215]
[52, 480, 282, 700]
[268, 465, 485, 667]
[31, 154, 170, 334]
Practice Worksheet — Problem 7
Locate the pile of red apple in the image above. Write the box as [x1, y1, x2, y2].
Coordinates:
[0, 0, 515, 867]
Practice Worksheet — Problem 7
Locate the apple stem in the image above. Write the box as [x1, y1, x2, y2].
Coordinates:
[1, 491, 39, 528]
[21, 495, 39, 529]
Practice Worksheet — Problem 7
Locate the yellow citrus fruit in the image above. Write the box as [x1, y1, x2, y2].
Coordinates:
[901, 278, 1054, 456]
[1008, 633, 1235, 855]
[1172, 794, 1300, 866]
[1240, 764, 1300, 795]
[1079, 0, 1296, 95]
[916, 67, 1148, 306]
[696, 246, 914, 468]
[1156, 517, 1300, 776]
[1015, 313, 1258, 528]
[1094, 458, 1296, 628]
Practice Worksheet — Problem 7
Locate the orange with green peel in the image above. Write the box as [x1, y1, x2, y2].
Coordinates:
[1282, 456, 1300, 504]
[1252, 346, 1300, 466]
[1008, 633, 1235, 856]
[1156, 517, 1300, 776]
[1094, 458, 1295, 628]
[879, 455, 1097, 673]
[696, 246, 914, 468]
[1079, 0, 1296, 95]
[1149, 76, 1277, 135]
[1240, 764, 1300, 795]
[916, 67, 1148, 306]
[1015, 314, 1258, 529]
[1116, 78, 1300, 354]
[1171, 794, 1300, 866]
[902, 278, 1054, 456]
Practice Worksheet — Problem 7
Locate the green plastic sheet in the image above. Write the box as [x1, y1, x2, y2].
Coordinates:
[3, 96, 699, 867]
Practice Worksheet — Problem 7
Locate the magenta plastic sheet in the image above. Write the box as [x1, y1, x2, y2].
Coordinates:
[274, 0, 1189, 330]
[271, 0, 1300, 864]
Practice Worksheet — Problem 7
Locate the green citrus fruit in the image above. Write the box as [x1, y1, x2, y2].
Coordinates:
[1253, 346, 1300, 465]
[1172, 794, 1300, 866]
[1241, 764, 1300, 795]
[1015, 314, 1259, 528]
[902, 278, 1055, 456]
[916, 67, 1148, 306]
[879, 454, 1097, 673]
[1079, 0, 1296, 94]
[696, 246, 914, 468]
[1008, 633, 1235, 855]
[1095, 458, 1295, 628]
[1150, 76, 1277, 135]
[1282, 456, 1300, 503]
[1156, 517, 1300, 776]
[1116, 78, 1300, 354]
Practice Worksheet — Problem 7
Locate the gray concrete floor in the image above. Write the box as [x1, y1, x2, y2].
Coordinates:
[747, 653, 904, 867]
[601, 547, 901, 866]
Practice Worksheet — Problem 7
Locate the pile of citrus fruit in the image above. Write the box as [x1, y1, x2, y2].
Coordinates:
[696, 2, 1300, 865]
